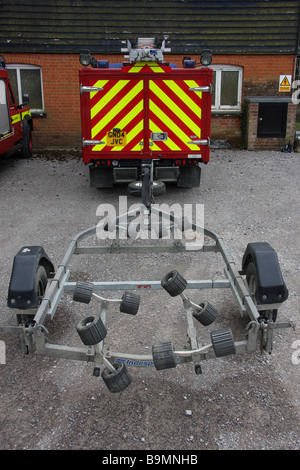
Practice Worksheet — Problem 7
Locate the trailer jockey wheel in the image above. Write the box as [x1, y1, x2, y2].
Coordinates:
[101, 362, 132, 393]
[211, 328, 236, 357]
[192, 301, 218, 326]
[127, 181, 166, 197]
[76, 315, 107, 345]
[245, 262, 278, 323]
[120, 292, 140, 315]
[73, 281, 93, 304]
[152, 342, 177, 370]
[161, 270, 187, 296]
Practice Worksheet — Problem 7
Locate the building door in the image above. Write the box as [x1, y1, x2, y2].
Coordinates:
[257, 102, 288, 138]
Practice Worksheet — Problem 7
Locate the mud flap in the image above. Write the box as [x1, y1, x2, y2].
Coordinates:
[7, 246, 55, 309]
[242, 242, 288, 305]
[177, 166, 201, 188]
[89, 166, 113, 188]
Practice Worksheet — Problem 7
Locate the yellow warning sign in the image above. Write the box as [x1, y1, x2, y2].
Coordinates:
[279, 75, 291, 92]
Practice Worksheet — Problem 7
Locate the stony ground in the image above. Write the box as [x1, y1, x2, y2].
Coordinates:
[0, 148, 299, 451]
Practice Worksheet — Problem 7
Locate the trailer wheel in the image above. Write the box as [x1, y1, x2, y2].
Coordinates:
[73, 281, 93, 304]
[161, 270, 187, 296]
[127, 181, 166, 197]
[193, 301, 218, 326]
[211, 328, 236, 357]
[120, 292, 140, 315]
[76, 315, 107, 345]
[16, 265, 47, 325]
[152, 342, 177, 370]
[245, 262, 278, 322]
[101, 362, 132, 393]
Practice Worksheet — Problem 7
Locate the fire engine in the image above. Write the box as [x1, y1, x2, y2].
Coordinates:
[79, 37, 213, 204]
[0, 55, 33, 158]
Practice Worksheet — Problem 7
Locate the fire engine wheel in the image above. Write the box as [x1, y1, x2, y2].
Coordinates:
[161, 270, 187, 297]
[152, 342, 177, 370]
[73, 281, 93, 304]
[76, 315, 107, 346]
[16, 265, 47, 325]
[127, 181, 166, 197]
[101, 362, 132, 393]
[192, 301, 218, 326]
[211, 328, 236, 357]
[245, 262, 278, 323]
[21, 119, 32, 158]
[120, 292, 140, 315]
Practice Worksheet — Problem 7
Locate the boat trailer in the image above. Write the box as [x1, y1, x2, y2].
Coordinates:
[1, 203, 292, 393]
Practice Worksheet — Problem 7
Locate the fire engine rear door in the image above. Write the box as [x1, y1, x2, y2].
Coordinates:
[0, 78, 11, 136]
[149, 77, 207, 155]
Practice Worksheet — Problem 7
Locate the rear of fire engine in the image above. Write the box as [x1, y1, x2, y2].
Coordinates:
[79, 38, 212, 197]
[0, 55, 33, 158]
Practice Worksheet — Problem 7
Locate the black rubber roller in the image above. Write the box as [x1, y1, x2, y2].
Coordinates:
[161, 270, 187, 297]
[152, 342, 177, 370]
[120, 292, 140, 315]
[73, 281, 93, 304]
[211, 328, 236, 357]
[76, 315, 107, 345]
[101, 362, 132, 393]
[193, 301, 218, 326]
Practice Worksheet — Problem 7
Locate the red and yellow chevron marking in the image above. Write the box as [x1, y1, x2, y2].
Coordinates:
[90, 78, 144, 152]
[124, 62, 170, 73]
[149, 79, 202, 151]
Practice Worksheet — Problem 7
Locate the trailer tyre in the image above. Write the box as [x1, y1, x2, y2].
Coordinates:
[101, 362, 132, 393]
[152, 342, 177, 370]
[193, 301, 218, 326]
[76, 315, 107, 345]
[161, 270, 187, 296]
[120, 292, 140, 315]
[16, 265, 47, 325]
[245, 262, 278, 322]
[211, 328, 236, 357]
[73, 281, 93, 304]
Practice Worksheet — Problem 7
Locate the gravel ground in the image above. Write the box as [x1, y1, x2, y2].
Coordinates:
[0, 148, 299, 451]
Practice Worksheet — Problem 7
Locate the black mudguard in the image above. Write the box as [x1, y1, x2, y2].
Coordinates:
[7, 246, 55, 309]
[242, 242, 288, 304]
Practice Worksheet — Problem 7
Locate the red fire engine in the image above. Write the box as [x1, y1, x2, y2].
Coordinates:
[0, 55, 33, 158]
[79, 37, 213, 203]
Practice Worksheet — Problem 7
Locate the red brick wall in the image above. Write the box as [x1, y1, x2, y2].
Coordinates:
[4, 53, 296, 149]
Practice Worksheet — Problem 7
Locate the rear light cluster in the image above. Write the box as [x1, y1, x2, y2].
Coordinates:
[174, 159, 199, 166]
[95, 160, 119, 166]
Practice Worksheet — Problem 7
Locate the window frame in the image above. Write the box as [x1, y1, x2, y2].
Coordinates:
[210, 65, 243, 113]
[6, 63, 44, 113]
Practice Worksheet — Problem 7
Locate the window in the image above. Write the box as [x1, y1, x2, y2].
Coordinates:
[211, 65, 243, 112]
[6, 64, 44, 113]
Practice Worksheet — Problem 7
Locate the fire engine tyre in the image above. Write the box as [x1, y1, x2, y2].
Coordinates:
[76, 315, 107, 345]
[211, 328, 236, 357]
[120, 292, 140, 315]
[101, 362, 132, 393]
[127, 181, 166, 197]
[161, 270, 187, 297]
[21, 119, 32, 159]
[152, 342, 177, 370]
[245, 262, 278, 323]
[73, 281, 93, 304]
[192, 301, 218, 326]
[16, 265, 47, 325]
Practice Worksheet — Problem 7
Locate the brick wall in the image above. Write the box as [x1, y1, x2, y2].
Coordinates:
[4, 52, 296, 149]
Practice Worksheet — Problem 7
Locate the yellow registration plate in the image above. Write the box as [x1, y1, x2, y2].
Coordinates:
[107, 130, 127, 146]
